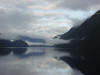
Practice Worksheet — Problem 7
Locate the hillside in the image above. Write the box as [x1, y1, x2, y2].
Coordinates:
[61, 10, 100, 40]
[56, 10, 100, 75]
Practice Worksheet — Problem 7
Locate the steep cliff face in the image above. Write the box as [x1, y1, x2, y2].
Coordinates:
[58, 10, 100, 75]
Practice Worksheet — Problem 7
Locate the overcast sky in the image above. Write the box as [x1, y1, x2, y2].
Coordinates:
[0, 0, 100, 40]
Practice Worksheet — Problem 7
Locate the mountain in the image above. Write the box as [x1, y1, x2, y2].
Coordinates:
[0, 39, 12, 47]
[12, 40, 28, 55]
[18, 35, 46, 43]
[56, 10, 100, 75]
[0, 39, 12, 55]
[60, 27, 78, 39]
[61, 10, 100, 40]
[0, 39, 29, 55]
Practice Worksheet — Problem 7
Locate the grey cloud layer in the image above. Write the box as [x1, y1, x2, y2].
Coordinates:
[0, 0, 99, 44]
[48, 0, 100, 10]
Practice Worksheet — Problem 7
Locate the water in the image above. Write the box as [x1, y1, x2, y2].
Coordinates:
[0, 47, 83, 75]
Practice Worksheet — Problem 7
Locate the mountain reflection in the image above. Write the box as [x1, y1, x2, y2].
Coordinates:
[0, 48, 11, 55]
[0, 47, 27, 56]
[0, 39, 28, 56]
[16, 48, 45, 58]
[0, 47, 83, 75]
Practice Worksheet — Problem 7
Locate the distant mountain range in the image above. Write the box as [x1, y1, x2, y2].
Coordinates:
[18, 35, 46, 43]
[0, 34, 46, 44]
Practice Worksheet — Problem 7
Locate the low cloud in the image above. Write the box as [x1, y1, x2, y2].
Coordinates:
[46, 38, 71, 45]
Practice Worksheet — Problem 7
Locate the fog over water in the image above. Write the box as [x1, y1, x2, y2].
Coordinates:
[0, 47, 83, 75]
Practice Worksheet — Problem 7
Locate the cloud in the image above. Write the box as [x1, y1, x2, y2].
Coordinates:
[0, 6, 72, 40]
[0, 0, 99, 45]
[0, 7, 34, 34]
[0, 10, 33, 27]
[46, 38, 71, 45]
[48, 0, 100, 10]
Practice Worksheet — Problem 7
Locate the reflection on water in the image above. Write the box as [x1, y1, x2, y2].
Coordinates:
[17, 47, 46, 58]
[0, 47, 83, 75]
[13, 47, 27, 55]
[0, 47, 27, 55]
[0, 48, 11, 55]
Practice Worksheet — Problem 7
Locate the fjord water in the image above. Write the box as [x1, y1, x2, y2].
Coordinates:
[0, 47, 83, 75]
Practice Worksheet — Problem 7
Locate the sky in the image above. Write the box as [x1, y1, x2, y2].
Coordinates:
[0, 0, 100, 43]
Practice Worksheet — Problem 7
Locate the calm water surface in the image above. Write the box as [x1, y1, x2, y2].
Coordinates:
[0, 47, 83, 75]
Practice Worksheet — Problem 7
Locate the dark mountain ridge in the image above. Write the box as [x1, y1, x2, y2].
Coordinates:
[56, 10, 100, 75]
[61, 10, 100, 40]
